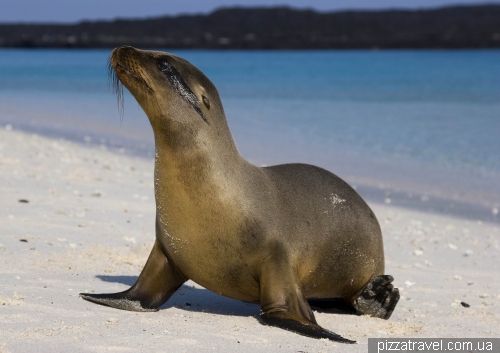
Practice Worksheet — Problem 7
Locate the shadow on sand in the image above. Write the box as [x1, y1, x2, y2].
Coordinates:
[95, 275, 259, 317]
[95, 275, 356, 317]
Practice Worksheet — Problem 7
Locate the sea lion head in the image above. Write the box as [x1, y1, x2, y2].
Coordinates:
[109, 46, 234, 153]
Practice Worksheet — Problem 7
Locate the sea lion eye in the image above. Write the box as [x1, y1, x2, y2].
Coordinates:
[202, 96, 210, 109]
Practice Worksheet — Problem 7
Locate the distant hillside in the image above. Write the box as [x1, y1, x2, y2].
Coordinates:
[1, 5, 500, 49]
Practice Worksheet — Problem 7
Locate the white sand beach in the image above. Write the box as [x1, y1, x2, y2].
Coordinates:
[0, 127, 499, 353]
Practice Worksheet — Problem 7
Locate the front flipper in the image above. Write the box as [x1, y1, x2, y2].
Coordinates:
[80, 240, 187, 312]
[258, 244, 356, 344]
[261, 311, 355, 343]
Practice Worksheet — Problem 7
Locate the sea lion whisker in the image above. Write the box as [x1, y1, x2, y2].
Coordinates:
[108, 59, 155, 123]
[115, 62, 154, 93]
[107, 58, 124, 122]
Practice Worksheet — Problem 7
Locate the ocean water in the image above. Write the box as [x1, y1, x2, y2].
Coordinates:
[0, 49, 499, 221]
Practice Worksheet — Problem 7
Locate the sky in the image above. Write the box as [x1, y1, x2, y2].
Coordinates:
[1, 0, 499, 23]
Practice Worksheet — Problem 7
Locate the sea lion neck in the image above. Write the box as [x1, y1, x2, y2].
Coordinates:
[151, 115, 243, 162]
[152, 122, 250, 192]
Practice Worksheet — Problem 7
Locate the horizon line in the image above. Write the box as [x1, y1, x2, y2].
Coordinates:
[1, 2, 499, 26]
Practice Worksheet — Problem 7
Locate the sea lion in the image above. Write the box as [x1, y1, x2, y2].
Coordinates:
[80, 46, 400, 343]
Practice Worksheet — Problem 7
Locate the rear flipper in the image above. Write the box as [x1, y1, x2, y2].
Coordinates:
[80, 240, 187, 312]
[259, 244, 356, 344]
[352, 275, 400, 320]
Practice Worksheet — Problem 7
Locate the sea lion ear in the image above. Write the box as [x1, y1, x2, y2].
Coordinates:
[202, 95, 210, 109]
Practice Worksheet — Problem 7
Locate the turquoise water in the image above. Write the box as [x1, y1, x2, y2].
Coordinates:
[1, 49, 499, 220]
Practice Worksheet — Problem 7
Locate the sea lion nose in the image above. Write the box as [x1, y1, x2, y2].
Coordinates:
[116, 45, 137, 54]
[111, 46, 141, 63]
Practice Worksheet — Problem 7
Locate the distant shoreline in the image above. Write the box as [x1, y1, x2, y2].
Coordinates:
[2, 47, 500, 52]
[1, 5, 500, 49]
